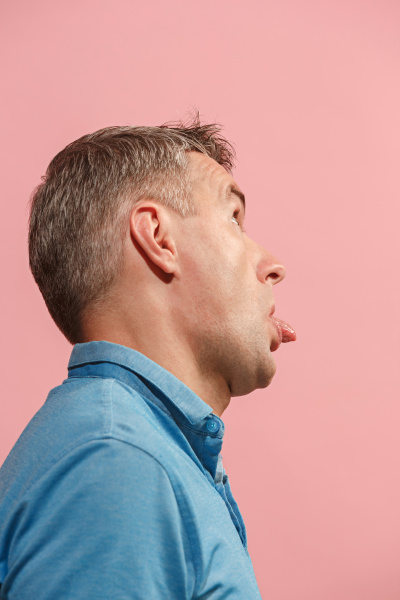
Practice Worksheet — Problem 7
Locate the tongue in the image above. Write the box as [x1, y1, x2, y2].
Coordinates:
[271, 316, 297, 343]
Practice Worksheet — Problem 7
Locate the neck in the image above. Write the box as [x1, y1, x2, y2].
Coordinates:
[81, 298, 231, 417]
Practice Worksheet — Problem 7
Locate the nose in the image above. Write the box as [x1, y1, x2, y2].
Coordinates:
[256, 249, 286, 286]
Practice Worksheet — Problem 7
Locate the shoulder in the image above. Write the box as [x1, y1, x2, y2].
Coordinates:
[2, 438, 197, 599]
[0, 376, 183, 518]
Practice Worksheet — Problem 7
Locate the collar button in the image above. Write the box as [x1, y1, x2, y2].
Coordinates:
[206, 418, 220, 433]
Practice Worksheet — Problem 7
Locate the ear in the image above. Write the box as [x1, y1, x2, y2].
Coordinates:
[129, 202, 180, 277]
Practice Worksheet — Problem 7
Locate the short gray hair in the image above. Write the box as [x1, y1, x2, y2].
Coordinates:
[28, 112, 236, 345]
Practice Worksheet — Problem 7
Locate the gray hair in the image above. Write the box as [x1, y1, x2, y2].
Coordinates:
[28, 112, 236, 345]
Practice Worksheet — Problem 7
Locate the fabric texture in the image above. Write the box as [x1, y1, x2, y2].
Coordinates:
[0, 341, 262, 599]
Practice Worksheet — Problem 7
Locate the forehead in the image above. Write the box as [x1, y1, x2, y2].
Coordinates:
[187, 151, 245, 212]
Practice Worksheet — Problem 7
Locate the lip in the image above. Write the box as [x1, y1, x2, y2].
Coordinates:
[267, 306, 297, 352]
[267, 304, 280, 352]
[268, 315, 282, 352]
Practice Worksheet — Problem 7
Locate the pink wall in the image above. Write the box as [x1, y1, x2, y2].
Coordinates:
[1, 1, 400, 598]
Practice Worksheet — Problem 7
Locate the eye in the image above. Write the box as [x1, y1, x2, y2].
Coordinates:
[231, 211, 240, 226]
[232, 210, 246, 232]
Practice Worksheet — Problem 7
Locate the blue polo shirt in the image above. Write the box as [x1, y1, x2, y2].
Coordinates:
[0, 341, 262, 599]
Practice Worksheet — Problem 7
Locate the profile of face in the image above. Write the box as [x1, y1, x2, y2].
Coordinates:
[171, 152, 296, 398]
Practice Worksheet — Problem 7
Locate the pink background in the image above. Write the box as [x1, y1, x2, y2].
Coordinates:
[1, 1, 400, 598]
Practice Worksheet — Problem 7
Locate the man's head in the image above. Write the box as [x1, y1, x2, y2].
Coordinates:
[28, 114, 235, 345]
[29, 114, 294, 403]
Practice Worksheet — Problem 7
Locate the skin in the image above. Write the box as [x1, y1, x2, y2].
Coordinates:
[82, 151, 286, 416]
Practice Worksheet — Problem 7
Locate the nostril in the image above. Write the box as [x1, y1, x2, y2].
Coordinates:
[268, 272, 280, 281]
[257, 255, 286, 284]
[266, 265, 286, 284]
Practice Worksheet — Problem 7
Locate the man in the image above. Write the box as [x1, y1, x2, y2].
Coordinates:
[0, 115, 296, 598]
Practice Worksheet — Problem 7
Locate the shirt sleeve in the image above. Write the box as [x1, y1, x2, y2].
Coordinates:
[5, 439, 195, 599]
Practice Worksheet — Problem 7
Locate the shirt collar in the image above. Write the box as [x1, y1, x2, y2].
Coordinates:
[68, 340, 214, 426]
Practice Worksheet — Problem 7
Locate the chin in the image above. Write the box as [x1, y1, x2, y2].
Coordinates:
[230, 355, 277, 397]
[257, 353, 277, 389]
[258, 368, 276, 390]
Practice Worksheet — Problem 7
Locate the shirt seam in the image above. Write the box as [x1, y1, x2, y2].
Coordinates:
[17, 434, 200, 590]
[67, 375, 173, 421]
[106, 378, 114, 436]
[66, 376, 216, 487]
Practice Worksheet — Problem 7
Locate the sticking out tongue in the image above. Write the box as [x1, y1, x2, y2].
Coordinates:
[270, 316, 297, 343]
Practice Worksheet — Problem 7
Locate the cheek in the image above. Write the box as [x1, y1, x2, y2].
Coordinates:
[180, 222, 252, 303]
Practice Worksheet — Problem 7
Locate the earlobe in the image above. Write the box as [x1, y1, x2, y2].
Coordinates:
[129, 202, 179, 277]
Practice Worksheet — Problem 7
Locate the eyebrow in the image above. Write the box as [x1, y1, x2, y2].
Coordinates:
[226, 184, 246, 214]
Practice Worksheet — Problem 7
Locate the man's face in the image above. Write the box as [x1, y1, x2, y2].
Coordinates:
[172, 151, 292, 397]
